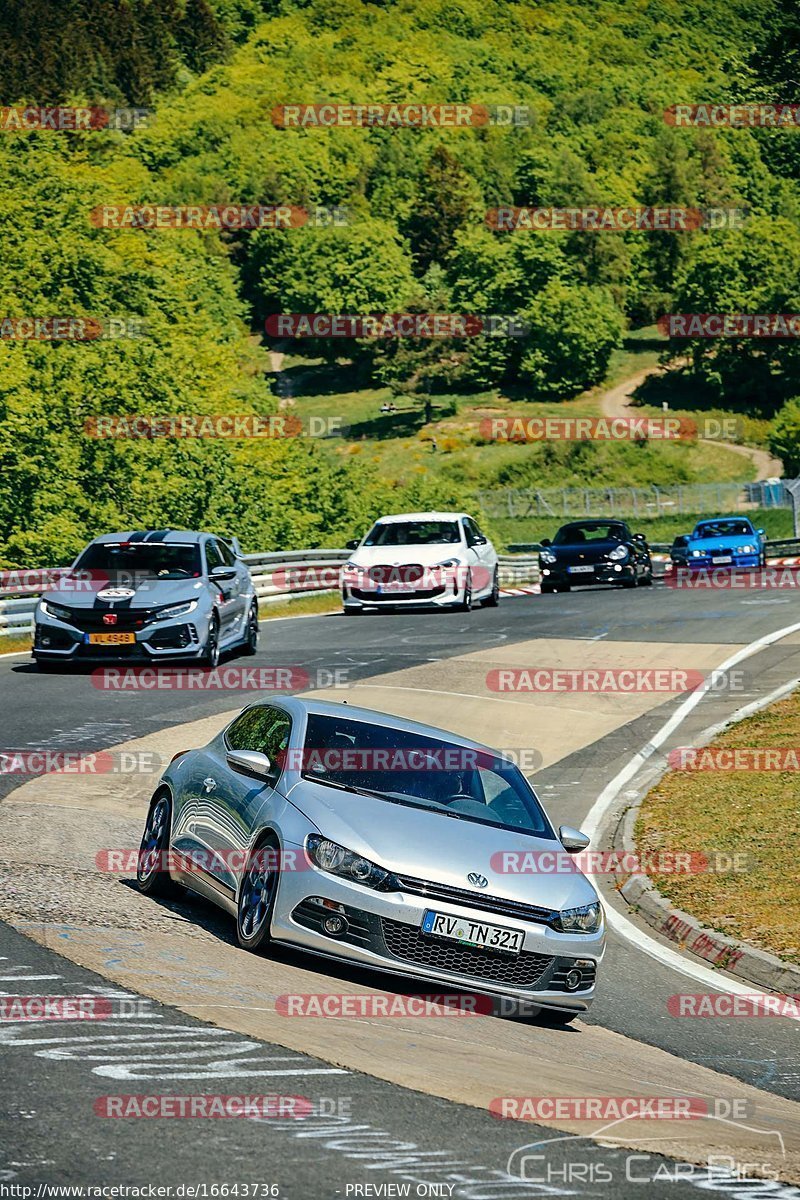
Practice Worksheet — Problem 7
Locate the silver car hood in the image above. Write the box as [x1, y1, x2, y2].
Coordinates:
[41, 577, 205, 610]
[285, 778, 597, 911]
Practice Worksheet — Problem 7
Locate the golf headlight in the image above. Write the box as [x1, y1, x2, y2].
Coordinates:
[540, 550, 557, 564]
[556, 902, 602, 934]
[41, 599, 72, 621]
[152, 600, 198, 621]
[608, 545, 629, 561]
[739, 544, 756, 554]
[306, 835, 396, 890]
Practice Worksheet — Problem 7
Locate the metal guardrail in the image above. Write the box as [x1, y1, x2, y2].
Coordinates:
[479, 479, 788, 520]
[0, 550, 541, 638]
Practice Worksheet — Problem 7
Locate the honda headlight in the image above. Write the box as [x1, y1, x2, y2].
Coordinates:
[41, 599, 72, 622]
[555, 902, 602, 934]
[306, 835, 397, 890]
[151, 600, 198, 622]
[540, 550, 557, 564]
[608, 545, 629, 561]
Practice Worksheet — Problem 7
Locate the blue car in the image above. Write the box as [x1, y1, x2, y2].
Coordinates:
[684, 517, 766, 570]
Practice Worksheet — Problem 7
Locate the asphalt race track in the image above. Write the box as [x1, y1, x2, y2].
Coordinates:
[3, 582, 800, 1198]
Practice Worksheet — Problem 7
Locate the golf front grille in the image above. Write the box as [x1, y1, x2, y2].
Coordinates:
[381, 917, 553, 987]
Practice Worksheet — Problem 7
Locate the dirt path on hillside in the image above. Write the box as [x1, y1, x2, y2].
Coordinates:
[600, 367, 783, 480]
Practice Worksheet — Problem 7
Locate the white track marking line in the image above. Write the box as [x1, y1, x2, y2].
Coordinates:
[350, 684, 542, 709]
[582, 618, 800, 1014]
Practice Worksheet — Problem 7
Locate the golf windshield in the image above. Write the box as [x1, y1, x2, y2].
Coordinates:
[74, 542, 202, 579]
[363, 521, 461, 546]
[300, 714, 556, 838]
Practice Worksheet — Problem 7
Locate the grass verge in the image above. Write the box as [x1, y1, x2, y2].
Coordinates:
[636, 689, 800, 966]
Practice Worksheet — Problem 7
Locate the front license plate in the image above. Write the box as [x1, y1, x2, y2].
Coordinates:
[421, 909, 523, 955]
[568, 565, 594, 574]
[86, 632, 136, 645]
[711, 556, 732, 564]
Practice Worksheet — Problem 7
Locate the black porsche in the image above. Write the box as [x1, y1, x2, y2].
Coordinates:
[538, 520, 653, 592]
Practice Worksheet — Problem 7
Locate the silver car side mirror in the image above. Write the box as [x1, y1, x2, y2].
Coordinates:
[559, 825, 590, 853]
[226, 749, 272, 780]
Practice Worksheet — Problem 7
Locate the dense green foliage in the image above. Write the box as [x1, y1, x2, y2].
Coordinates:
[1, 0, 800, 563]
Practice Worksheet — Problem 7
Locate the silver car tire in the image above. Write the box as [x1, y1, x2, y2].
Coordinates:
[200, 612, 220, 668]
[236, 836, 280, 953]
[243, 602, 259, 655]
[137, 791, 179, 898]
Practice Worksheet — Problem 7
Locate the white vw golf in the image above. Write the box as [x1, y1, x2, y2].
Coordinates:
[341, 512, 499, 614]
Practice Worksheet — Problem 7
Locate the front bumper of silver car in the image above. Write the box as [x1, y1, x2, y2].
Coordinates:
[33, 612, 205, 661]
[272, 858, 604, 1013]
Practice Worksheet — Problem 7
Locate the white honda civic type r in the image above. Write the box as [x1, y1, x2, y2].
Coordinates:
[341, 511, 499, 613]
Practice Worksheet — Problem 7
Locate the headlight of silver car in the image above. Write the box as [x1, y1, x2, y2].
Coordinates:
[151, 600, 198, 622]
[306, 834, 397, 890]
[41, 599, 72, 621]
[555, 902, 602, 933]
[540, 550, 557, 564]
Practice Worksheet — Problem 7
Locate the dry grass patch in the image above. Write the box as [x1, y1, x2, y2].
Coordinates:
[636, 690, 800, 965]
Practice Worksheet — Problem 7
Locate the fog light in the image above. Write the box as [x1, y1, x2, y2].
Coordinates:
[542, 569, 550, 576]
[613, 564, 622, 573]
[322, 914, 347, 937]
[564, 968, 583, 991]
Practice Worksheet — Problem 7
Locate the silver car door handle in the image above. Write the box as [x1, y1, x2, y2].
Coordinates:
[203, 777, 217, 793]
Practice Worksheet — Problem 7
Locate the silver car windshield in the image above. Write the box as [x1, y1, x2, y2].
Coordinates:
[74, 543, 202, 579]
[363, 521, 461, 546]
[300, 714, 556, 839]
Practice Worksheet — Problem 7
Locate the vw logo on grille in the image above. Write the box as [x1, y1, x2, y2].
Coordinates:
[467, 872, 488, 889]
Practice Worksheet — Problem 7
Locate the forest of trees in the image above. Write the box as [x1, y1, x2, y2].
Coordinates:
[1, 0, 800, 563]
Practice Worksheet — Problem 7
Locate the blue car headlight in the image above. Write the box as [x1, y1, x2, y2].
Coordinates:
[150, 600, 198, 622]
[690, 549, 705, 558]
[40, 599, 72, 621]
[306, 834, 397, 890]
[555, 902, 602, 934]
[738, 544, 756, 554]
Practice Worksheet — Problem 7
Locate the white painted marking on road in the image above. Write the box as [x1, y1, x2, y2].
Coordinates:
[582, 618, 800, 1015]
[351, 684, 536, 709]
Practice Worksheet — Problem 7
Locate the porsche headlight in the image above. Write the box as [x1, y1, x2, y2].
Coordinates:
[555, 902, 602, 934]
[608, 545, 629, 561]
[306, 835, 397, 890]
[540, 550, 557, 564]
[41, 599, 72, 622]
[152, 600, 198, 622]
